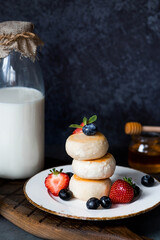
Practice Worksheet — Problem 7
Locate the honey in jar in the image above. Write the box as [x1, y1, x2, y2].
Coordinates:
[128, 132, 160, 173]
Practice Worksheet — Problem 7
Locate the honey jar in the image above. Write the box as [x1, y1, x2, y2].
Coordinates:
[128, 132, 160, 173]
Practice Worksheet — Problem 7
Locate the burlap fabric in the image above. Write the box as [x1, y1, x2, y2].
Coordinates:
[0, 21, 44, 61]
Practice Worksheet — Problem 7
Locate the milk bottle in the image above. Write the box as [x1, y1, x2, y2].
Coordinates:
[0, 87, 44, 179]
[0, 21, 44, 179]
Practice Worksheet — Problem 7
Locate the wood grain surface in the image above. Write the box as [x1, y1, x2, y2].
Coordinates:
[0, 176, 152, 240]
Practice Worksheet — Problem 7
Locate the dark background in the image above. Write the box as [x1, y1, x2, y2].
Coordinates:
[1, 0, 160, 165]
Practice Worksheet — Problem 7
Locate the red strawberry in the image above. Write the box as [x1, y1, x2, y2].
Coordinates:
[72, 122, 84, 134]
[45, 168, 69, 196]
[109, 178, 134, 203]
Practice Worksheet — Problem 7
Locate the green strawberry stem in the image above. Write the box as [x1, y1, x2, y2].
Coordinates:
[123, 177, 135, 187]
[49, 168, 63, 175]
[123, 177, 138, 196]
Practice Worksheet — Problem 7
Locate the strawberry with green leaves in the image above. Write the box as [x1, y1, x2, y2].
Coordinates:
[109, 177, 139, 203]
[45, 168, 69, 196]
[72, 122, 84, 134]
[70, 115, 97, 136]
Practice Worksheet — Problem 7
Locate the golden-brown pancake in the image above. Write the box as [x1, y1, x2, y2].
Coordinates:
[65, 132, 109, 160]
[72, 153, 116, 179]
[69, 174, 111, 201]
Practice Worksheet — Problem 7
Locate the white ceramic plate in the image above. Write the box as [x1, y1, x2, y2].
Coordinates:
[24, 165, 160, 220]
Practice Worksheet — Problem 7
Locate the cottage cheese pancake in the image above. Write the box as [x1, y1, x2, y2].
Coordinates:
[65, 132, 109, 160]
[69, 174, 111, 201]
[72, 153, 116, 179]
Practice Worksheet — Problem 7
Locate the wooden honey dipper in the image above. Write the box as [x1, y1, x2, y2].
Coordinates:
[125, 122, 160, 135]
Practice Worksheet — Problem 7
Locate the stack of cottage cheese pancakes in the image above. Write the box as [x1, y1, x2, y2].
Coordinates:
[65, 131, 116, 201]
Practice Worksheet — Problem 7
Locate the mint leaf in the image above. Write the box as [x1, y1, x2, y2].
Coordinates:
[83, 117, 88, 125]
[69, 124, 83, 129]
[88, 115, 97, 124]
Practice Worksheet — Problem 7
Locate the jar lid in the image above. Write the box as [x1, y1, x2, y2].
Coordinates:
[141, 132, 160, 138]
[0, 21, 44, 61]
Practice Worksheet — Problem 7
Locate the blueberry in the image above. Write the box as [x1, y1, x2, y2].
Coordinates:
[86, 197, 100, 209]
[59, 189, 72, 200]
[141, 175, 154, 187]
[134, 185, 140, 197]
[82, 123, 97, 136]
[66, 172, 73, 179]
[100, 196, 112, 209]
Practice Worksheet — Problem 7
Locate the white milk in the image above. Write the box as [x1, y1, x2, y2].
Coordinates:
[0, 87, 44, 179]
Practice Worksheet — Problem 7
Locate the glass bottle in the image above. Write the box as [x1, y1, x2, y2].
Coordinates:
[0, 51, 44, 179]
[128, 132, 160, 173]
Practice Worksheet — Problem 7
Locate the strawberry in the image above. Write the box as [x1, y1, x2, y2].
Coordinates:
[45, 168, 69, 196]
[72, 122, 84, 134]
[109, 178, 134, 203]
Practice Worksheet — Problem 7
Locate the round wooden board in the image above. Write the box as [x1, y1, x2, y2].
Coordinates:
[0, 176, 151, 240]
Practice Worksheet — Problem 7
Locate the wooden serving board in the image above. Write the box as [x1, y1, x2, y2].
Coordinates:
[0, 160, 151, 240]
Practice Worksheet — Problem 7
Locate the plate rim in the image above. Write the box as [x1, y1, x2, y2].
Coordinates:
[23, 165, 160, 221]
